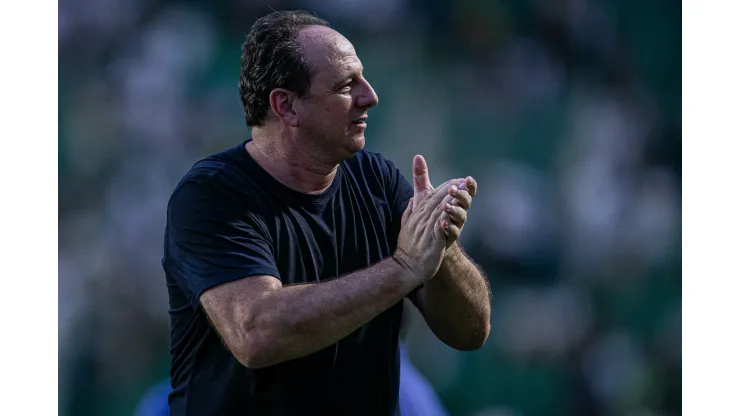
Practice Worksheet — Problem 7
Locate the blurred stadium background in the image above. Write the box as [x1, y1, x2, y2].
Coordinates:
[58, 0, 681, 415]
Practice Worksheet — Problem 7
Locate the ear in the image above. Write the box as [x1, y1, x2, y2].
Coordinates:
[268, 88, 299, 127]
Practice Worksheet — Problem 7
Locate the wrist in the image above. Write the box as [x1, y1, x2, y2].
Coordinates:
[391, 250, 427, 285]
[446, 242, 464, 261]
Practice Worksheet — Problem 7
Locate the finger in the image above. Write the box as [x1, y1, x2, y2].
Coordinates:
[432, 213, 448, 246]
[442, 193, 457, 208]
[423, 180, 465, 227]
[447, 179, 465, 206]
[425, 178, 464, 210]
[442, 217, 461, 242]
[443, 203, 467, 226]
[423, 194, 455, 229]
[412, 155, 433, 198]
[464, 176, 477, 197]
[417, 179, 464, 231]
[449, 185, 473, 210]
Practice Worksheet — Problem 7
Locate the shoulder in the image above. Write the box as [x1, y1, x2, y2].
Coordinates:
[342, 148, 405, 182]
[342, 149, 412, 209]
[167, 159, 229, 213]
[172, 145, 245, 194]
[167, 145, 263, 223]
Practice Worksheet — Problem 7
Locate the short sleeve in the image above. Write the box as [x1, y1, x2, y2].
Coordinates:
[163, 181, 280, 309]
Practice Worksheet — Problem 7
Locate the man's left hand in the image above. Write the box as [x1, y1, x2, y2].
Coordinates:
[403, 155, 477, 247]
[440, 176, 477, 246]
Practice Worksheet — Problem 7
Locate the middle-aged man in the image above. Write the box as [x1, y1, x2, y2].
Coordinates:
[162, 9, 492, 416]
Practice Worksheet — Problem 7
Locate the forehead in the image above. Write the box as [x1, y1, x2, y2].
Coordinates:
[296, 26, 361, 81]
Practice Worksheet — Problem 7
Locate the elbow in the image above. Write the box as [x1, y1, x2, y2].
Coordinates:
[232, 303, 284, 369]
[233, 329, 277, 370]
[452, 320, 491, 351]
[458, 323, 491, 351]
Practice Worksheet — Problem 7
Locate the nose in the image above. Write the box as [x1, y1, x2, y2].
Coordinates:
[356, 78, 379, 109]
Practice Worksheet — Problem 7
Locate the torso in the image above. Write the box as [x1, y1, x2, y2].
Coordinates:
[164, 140, 413, 415]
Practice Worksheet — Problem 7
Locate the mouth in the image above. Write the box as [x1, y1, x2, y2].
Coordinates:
[352, 116, 368, 126]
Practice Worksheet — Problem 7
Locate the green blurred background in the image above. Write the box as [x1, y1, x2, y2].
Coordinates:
[58, 0, 681, 415]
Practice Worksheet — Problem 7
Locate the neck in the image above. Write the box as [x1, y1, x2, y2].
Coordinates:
[247, 130, 338, 195]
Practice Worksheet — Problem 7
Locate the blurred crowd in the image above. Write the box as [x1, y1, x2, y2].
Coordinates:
[58, 0, 681, 415]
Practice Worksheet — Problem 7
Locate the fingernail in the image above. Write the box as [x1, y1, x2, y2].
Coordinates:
[451, 185, 458, 194]
[445, 203, 452, 211]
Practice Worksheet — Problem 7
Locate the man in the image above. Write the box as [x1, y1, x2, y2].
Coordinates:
[162, 9, 491, 416]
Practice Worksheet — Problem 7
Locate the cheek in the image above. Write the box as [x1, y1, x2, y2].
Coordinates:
[322, 95, 353, 116]
[301, 96, 353, 133]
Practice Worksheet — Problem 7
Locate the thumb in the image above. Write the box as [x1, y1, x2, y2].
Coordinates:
[412, 155, 432, 198]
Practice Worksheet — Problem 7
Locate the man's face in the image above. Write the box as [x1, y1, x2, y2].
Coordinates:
[294, 26, 379, 159]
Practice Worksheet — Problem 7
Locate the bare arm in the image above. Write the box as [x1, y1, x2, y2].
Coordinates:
[201, 257, 417, 369]
[412, 243, 491, 350]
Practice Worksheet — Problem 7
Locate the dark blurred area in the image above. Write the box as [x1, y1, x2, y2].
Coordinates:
[58, 0, 681, 415]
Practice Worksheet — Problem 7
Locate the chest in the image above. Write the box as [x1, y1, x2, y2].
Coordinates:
[268, 183, 393, 285]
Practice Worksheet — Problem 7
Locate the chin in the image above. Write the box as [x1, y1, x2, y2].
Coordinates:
[344, 134, 365, 154]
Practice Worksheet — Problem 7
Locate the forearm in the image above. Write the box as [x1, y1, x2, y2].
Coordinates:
[247, 257, 418, 367]
[420, 243, 491, 350]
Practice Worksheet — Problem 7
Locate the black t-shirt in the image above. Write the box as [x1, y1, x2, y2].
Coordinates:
[162, 140, 415, 416]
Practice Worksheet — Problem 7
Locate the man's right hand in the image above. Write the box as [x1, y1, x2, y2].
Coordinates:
[393, 155, 463, 283]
